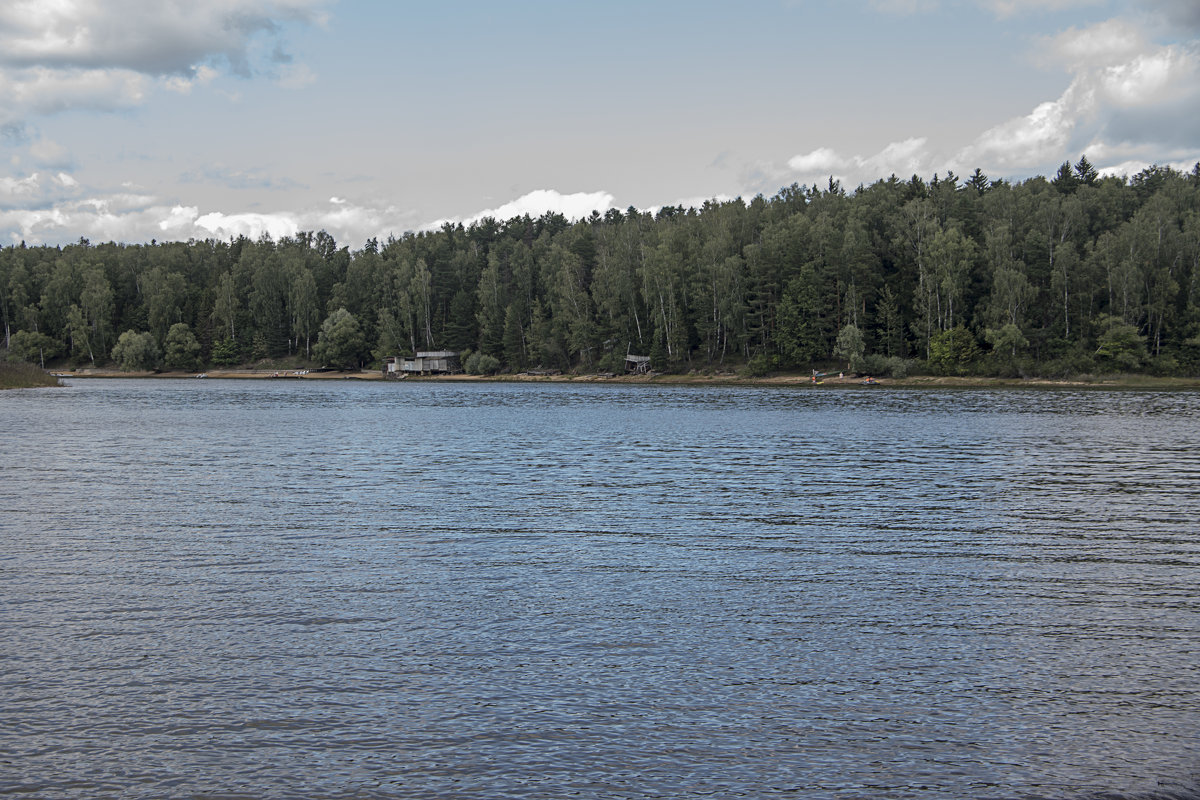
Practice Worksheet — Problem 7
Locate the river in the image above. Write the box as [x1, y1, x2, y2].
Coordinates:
[2, 379, 1198, 799]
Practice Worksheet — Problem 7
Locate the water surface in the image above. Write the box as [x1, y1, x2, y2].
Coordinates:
[2, 380, 1199, 799]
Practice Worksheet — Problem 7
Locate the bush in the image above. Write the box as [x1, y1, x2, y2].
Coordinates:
[597, 351, 624, 374]
[1095, 316, 1147, 372]
[860, 353, 913, 378]
[746, 353, 774, 377]
[111, 330, 160, 371]
[1036, 347, 1095, 378]
[860, 353, 890, 376]
[1148, 353, 1180, 376]
[8, 330, 63, 366]
[312, 308, 367, 369]
[210, 337, 241, 366]
[464, 352, 502, 375]
[888, 357, 913, 378]
[163, 323, 202, 371]
[928, 326, 981, 375]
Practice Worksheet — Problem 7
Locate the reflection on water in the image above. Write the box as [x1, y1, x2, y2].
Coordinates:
[2, 380, 1199, 799]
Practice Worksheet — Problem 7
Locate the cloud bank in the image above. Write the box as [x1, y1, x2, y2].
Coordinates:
[787, 10, 1200, 186]
[0, 0, 326, 124]
[0, 184, 625, 248]
[423, 190, 618, 230]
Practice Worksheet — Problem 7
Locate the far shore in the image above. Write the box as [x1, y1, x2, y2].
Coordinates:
[49, 367, 1200, 390]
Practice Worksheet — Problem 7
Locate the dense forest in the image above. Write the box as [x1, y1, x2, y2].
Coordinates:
[4, 158, 1200, 378]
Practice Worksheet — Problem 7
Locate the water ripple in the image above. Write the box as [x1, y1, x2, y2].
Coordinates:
[2, 380, 1199, 799]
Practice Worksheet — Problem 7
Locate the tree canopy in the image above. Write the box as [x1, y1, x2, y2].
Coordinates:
[4, 160, 1200, 378]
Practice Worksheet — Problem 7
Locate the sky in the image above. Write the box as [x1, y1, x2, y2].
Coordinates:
[1, 0, 1198, 247]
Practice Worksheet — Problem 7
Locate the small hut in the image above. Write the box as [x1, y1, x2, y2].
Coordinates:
[384, 351, 461, 376]
[624, 354, 651, 374]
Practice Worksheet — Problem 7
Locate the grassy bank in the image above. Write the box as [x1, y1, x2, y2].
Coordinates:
[0, 363, 62, 389]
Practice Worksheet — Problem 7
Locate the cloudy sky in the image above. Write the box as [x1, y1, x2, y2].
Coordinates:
[2, 0, 1198, 247]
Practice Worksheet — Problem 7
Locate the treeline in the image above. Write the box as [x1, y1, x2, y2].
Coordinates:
[3, 158, 1200, 377]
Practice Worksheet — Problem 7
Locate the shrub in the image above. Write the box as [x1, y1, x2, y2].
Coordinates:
[465, 352, 501, 375]
[313, 308, 367, 369]
[1095, 316, 1147, 372]
[8, 331, 63, 367]
[163, 323, 202, 370]
[111, 330, 160, 371]
[888, 357, 913, 379]
[1036, 347, 1095, 378]
[597, 351, 624, 374]
[928, 326, 981, 375]
[860, 353, 914, 378]
[860, 353, 890, 376]
[210, 337, 241, 366]
[1148, 353, 1180, 376]
[746, 353, 773, 377]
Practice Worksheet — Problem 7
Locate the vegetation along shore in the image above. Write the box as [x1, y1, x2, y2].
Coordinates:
[0, 362, 60, 389]
[3, 160, 1200, 383]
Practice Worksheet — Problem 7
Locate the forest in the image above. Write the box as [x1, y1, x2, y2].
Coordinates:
[3, 157, 1200, 378]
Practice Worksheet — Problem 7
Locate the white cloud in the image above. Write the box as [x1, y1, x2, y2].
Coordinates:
[1096, 156, 1200, 178]
[0, 1, 327, 75]
[788, 138, 934, 186]
[860, 137, 930, 177]
[1040, 19, 1147, 69]
[787, 14, 1199, 185]
[0, 188, 624, 247]
[1096, 46, 1197, 107]
[958, 93, 1080, 170]
[194, 211, 300, 241]
[158, 205, 200, 234]
[0, 1, 326, 123]
[313, 198, 397, 244]
[0, 172, 40, 198]
[787, 147, 844, 174]
[0, 196, 307, 245]
[426, 189, 617, 229]
[163, 65, 218, 95]
[0, 190, 405, 247]
[641, 194, 740, 217]
[0, 67, 147, 121]
[958, 26, 1200, 173]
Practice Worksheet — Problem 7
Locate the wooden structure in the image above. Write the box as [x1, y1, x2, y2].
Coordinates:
[384, 351, 461, 376]
[624, 354, 651, 374]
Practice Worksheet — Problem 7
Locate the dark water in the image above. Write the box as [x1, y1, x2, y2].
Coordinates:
[2, 379, 1199, 800]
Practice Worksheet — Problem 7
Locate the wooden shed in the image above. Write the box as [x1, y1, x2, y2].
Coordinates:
[384, 351, 461, 376]
[624, 354, 651, 374]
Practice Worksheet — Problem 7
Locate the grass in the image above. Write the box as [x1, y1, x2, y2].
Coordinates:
[0, 362, 62, 389]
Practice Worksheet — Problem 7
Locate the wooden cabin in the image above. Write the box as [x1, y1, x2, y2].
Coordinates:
[384, 351, 461, 376]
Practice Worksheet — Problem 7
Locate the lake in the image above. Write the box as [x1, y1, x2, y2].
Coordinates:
[2, 379, 1199, 799]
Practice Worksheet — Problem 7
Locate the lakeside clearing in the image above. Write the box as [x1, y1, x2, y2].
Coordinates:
[49, 367, 1200, 390]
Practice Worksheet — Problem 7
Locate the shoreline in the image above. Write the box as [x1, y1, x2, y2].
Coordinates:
[51, 368, 1200, 390]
